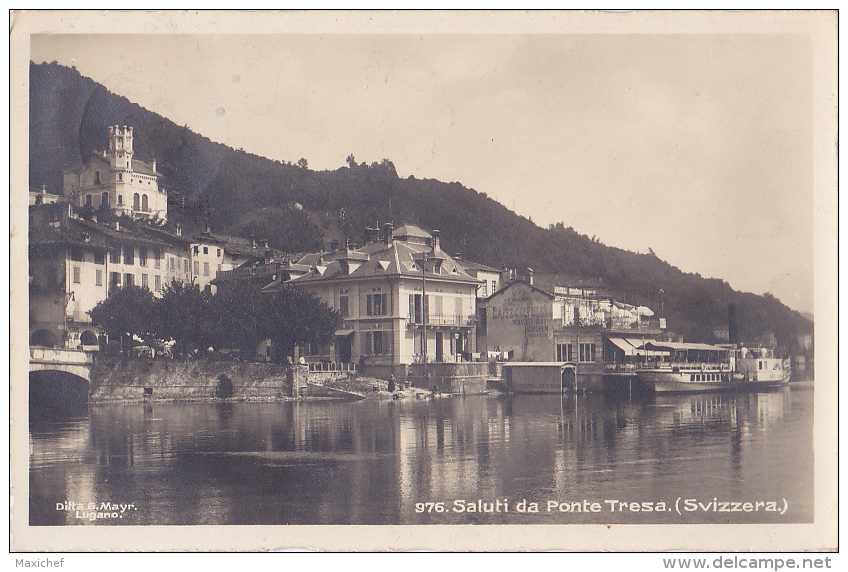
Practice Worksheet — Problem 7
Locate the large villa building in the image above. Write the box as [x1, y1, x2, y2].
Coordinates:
[274, 224, 483, 379]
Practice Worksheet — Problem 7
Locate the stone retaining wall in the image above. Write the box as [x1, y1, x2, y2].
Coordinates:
[89, 359, 308, 401]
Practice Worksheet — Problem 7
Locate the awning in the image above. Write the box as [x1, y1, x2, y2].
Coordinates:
[609, 337, 638, 355]
[334, 329, 354, 337]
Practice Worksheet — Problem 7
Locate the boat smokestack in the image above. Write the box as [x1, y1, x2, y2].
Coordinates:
[728, 304, 739, 345]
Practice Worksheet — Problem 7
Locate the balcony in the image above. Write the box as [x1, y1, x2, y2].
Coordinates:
[556, 317, 661, 332]
[407, 314, 477, 328]
[66, 310, 92, 323]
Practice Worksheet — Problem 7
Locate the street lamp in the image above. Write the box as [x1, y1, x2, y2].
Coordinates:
[420, 251, 429, 380]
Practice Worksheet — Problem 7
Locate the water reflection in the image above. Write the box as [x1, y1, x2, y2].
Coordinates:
[30, 386, 813, 526]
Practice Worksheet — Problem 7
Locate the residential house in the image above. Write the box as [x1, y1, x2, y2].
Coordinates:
[480, 277, 662, 391]
[29, 204, 109, 348]
[279, 224, 482, 378]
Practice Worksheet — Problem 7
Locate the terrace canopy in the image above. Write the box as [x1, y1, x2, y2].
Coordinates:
[641, 341, 729, 364]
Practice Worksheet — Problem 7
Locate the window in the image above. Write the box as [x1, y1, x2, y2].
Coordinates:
[455, 297, 463, 318]
[366, 331, 386, 355]
[117, 195, 123, 206]
[154, 249, 161, 269]
[95, 269, 103, 286]
[203, 246, 208, 255]
[339, 295, 349, 317]
[141, 274, 148, 288]
[101, 192, 108, 207]
[579, 343, 596, 363]
[154, 275, 161, 291]
[124, 246, 134, 265]
[217, 248, 222, 257]
[193, 261, 200, 275]
[124, 273, 134, 287]
[367, 293, 387, 316]
[184, 259, 190, 273]
[72, 266, 81, 284]
[94, 171, 101, 185]
[491, 280, 497, 294]
[94, 251, 105, 265]
[117, 173, 122, 182]
[133, 193, 140, 210]
[557, 343, 573, 362]
[85, 195, 92, 207]
[169, 256, 175, 271]
[203, 262, 210, 276]
[141, 194, 149, 211]
[110, 272, 121, 288]
[139, 247, 148, 267]
[481, 282, 488, 297]
[409, 294, 430, 324]
[193, 246, 199, 255]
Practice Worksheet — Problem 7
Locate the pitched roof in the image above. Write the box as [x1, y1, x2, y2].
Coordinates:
[73, 218, 172, 249]
[288, 240, 480, 285]
[392, 223, 431, 239]
[131, 159, 160, 176]
[191, 231, 285, 259]
[454, 257, 500, 273]
[484, 279, 555, 301]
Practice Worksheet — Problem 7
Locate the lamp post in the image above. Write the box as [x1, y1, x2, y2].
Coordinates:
[421, 251, 428, 382]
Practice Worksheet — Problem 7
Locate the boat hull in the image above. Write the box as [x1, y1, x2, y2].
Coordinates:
[637, 369, 790, 394]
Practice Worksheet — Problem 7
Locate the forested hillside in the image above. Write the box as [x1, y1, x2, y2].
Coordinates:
[29, 61, 813, 350]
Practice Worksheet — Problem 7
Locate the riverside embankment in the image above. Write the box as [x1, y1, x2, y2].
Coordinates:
[88, 358, 379, 402]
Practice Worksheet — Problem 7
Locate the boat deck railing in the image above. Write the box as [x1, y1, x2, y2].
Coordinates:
[605, 361, 730, 372]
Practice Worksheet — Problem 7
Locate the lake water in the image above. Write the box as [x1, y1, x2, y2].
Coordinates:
[29, 381, 814, 526]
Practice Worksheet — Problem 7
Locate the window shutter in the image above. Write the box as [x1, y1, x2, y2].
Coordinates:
[367, 295, 373, 316]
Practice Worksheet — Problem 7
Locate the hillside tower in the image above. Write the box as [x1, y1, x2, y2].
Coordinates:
[108, 125, 134, 171]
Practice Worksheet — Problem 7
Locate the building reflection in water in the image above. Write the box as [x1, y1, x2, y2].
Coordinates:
[29, 385, 812, 526]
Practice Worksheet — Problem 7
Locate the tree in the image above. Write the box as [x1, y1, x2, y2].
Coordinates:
[296, 157, 309, 170]
[210, 283, 341, 361]
[88, 284, 156, 353]
[346, 154, 356, 168]
[264, 286, 342, 359]
[151, 279, 214, 356]
[211, 282, 268, 357]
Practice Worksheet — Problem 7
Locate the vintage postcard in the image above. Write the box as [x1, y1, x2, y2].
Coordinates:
[9, 10, 838, 553]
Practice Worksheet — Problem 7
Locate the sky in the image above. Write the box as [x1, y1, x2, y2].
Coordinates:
[31, 30, 815, 314]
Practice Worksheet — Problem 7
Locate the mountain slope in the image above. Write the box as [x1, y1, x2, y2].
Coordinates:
[28, 61, 813, 350]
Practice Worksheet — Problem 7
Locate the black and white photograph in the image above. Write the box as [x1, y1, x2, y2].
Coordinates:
[9, 10, 838, 554]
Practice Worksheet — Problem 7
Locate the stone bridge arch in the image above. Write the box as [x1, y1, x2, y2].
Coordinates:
[29, 347, 93, 416]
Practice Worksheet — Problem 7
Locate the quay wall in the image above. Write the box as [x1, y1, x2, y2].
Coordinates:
[88, 359, 348, 401]
[362, 362, 488, 395]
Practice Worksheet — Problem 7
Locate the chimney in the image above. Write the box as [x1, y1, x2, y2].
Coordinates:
[262, 239, 269, 249]
[383, 222, 393, 246]
[205, 222, 211, 234]
[114, 220, 120, 231]
[432, 229, 441, 251]
[249, 235, 256, 248]
[526, 267, 534, 286]
[151, 159, 157, 172]
[175, 223, 182, 236]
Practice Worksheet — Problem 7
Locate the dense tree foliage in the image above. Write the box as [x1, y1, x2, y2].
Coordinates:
[88, 278, 341, 360]
[87, 284, 156, 351]
[152, 279, 215, 356]
[34, 61, 813, 349]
